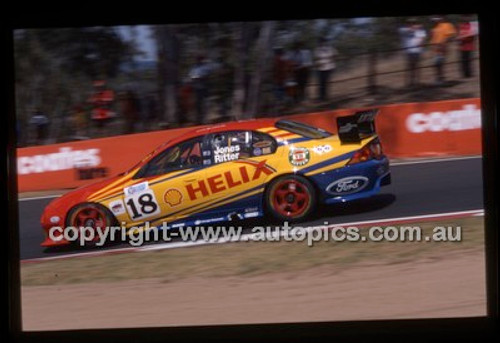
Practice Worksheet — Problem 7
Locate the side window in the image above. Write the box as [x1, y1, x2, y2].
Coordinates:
[210, 131, 252, 164]
[251, 131, 277, 157]
[135, 137, 204, 178]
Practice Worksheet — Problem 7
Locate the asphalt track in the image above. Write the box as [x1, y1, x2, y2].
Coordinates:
[18, 157, 484, 260]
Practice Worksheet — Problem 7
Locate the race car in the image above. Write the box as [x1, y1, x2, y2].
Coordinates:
[40, 109, 391, 247]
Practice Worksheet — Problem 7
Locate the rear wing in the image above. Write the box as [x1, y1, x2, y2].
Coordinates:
[336, 109, 379, 144]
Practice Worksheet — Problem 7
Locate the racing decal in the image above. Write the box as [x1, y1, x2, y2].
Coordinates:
[253, 140, 272, 148]
[124, 181, 149, 196]
[125, 189, 161, 220]
[214, 145, 240, 163]
[288, 147, 310, 166]
[312, 144, 332, 155]
[185, 160, 274, 201]
[108, 199, 126, 215]
[262, 147, 272, 155]
[253, 147, 262, 156]
[194, 217, 226, 225]
[164, 188, 183, 207]
[244, 207, 259, 213]
[326, 176, 369, 195]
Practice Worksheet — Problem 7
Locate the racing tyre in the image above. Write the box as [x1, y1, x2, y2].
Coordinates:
[65, 203, 117, 248]
[265, 175, 316, 222]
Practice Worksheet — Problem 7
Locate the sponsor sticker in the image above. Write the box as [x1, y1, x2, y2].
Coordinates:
[124, 181, 149, 196]
[326, 176, 369, 195]
[50, 216, 60, 224]
[312, 144, 332, 155]
[164, 188, 183, 207]
[108, 199, 126, 215]
[244, 207, 259, 213]
[195, 217, 225, 225]
[288, 147, 310, 166]
[253, 147, 262, 156]
[253, 141, 272, 148]
[185, 160, 274, 200]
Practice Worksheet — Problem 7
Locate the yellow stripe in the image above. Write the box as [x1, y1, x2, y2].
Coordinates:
[304, 160, 348, 176]
[276, 134, 301, 141]
[268, 129, 289, 137]
[88, 174, 134, 201]
[257, 127, 277, 133]
[89, 169, 191, 202]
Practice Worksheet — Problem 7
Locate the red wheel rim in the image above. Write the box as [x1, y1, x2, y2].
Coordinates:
[271, 179, 311, 218]
[72, 207, 107, 241]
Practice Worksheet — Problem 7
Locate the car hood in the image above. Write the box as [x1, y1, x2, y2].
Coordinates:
[41, 174, 124, 229]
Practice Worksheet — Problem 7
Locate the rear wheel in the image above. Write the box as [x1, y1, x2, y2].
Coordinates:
[265, 175, 316, 222]
[66, 203, 116, 247]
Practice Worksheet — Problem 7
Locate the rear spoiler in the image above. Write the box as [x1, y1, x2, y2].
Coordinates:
[337, 109, 379, 144]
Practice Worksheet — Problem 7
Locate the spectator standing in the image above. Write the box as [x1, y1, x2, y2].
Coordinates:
[189, 55, 211, 124]
[178, 78, 194, 125]
[73, 104, 88, 138]
[290, 41, 313, 103]
[430, 16, 456, 85]
[146, 93, 159, 130]
[29, 108, 50, 145]
[314, 38, 337, 102]
[457, 15, 478, 78]
[89, 80, 115, 128]
[212, 58, 234, 120]
[399, 18, 427, 87]
[120, 90, 139, 134]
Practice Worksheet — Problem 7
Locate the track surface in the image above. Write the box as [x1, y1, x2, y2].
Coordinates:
[18, 158, 484, 260]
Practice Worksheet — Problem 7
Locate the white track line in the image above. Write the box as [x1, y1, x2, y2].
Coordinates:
[17, 156, 482, 202]
[18, 194, 62, 202]
[21, 209, 484, 263]
[390, 155, 481, 166]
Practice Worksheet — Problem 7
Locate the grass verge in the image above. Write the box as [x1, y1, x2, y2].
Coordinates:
[21, 217, 484, 286]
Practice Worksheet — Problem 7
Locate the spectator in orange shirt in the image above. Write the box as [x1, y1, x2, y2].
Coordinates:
[457, 14, 478, 78]
[430, 16, 457, 85]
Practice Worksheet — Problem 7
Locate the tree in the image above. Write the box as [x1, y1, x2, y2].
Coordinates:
[244, 21, 275, 119]
[155, 25, 181, 126]
[14, 27, 135, 145]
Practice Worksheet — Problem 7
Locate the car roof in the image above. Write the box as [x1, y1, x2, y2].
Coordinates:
[169, 118, 278, 145]
[138, 118, 279, 165]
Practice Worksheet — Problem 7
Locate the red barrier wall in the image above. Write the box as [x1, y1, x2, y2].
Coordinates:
[17, 98, 481, 192]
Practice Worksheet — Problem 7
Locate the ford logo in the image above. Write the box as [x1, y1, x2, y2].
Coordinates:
[326, 176, 369, 195]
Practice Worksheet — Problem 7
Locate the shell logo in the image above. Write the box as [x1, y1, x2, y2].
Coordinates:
[164, 189, 183, 207]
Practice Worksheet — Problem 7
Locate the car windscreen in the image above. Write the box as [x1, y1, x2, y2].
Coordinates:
[275, 120, 332, 139]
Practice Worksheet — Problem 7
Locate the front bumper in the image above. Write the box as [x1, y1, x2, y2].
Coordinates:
[41, 236, 71, 247]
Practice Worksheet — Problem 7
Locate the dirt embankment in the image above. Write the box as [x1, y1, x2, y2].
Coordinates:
[22, 249, 486, 331]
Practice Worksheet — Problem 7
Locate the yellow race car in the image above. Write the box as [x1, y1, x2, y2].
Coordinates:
[41, 109, 391, 247]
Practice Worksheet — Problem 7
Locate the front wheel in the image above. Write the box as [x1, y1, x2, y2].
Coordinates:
[265, 175, 316, 222]
[65, 203, 116, 247]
